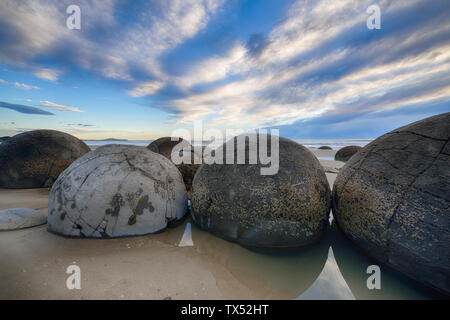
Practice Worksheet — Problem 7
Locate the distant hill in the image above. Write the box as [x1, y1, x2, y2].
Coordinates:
[83, 138, 128, 141]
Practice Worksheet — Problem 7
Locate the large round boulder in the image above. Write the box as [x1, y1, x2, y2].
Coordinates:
[47, 145, 188, 238]
[0, 130, 90, 188]
[334, 145, 362, 162]
[191, 134, 331, 248]
[332, 112, 450, 295]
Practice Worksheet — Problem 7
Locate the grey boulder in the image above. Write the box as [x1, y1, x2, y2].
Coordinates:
[192, 134, 331, 248]
[332, 112, 450, 295]
[0, 208, 47, 230]
[47, 144, 188, 238]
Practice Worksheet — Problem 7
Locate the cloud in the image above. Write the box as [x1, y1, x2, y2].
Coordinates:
[67, 123, 94, 127]
[14, 82, 40, 90]
[127, 81, 166, 98]
[0, 101, 54, 115]
[0, 0, 449, 137]
[1, 79, 40, 90]
[39, 101, 84, 112]
[0, 0, 224, 84]
[34, 68, 61, 82]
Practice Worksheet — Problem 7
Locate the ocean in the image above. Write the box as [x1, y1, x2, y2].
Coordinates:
[83, 138, 373, 150]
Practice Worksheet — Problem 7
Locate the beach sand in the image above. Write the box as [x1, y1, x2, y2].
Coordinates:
[0, 148, 438, 299]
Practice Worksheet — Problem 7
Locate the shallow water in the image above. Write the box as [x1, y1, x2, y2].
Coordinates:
[0, 182, 444, 299]
[177, 215, 442, 299]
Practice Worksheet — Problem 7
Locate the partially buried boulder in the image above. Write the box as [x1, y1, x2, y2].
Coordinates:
[334, 145, 362, 162]
[0, 130, 90, 188]
[0, 208, 47, 230]
[147, 137, 189, 159]
[191, 134, 331, 248]
[332, 112, 450, 295]
[47, 144, 188, 238]
[318, 146, 332, 150]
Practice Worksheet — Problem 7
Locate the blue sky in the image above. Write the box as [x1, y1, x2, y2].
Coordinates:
[0, 0, 449, 140]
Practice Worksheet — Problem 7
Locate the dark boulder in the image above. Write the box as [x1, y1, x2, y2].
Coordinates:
[332, 112, 450, 295]
[334, 145, 362, 162]
[147, 137, 189, 159]
[318, 146, 332, 150]
[192, 134, 331, 248]
[0, 130, 90, 188]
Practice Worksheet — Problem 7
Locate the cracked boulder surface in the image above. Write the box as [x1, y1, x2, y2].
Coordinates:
[47, 144, 188, 238]
[191, 134, 331, 249]
[147, 137, 203, 197]
[332, 112, 450, 295]
[334, 146, 362, 162]
[0, 130, 90, 188]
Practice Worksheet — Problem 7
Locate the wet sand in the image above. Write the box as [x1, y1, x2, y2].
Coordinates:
[0, 149, 442, 299]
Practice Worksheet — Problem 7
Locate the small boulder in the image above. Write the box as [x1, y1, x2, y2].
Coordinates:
[334, 146, 362, 162]
[192, 134, 331, 248]
[0, 130, 90, 188]
[147, 137, 189, 159]
[47, 145, 188, 238]
[0, 208, 47, 230]
[318, 146, 332, 150]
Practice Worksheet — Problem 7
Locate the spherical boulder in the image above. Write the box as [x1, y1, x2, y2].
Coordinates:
[332, 112, 450, 295]
[334, 145, 362, 162]
[0, 130, 90, 188]
[191, 134, 331, 248]
[0, 208, 47, 230]
[47, 145, 188, 238]
[318, 146, 332, 150]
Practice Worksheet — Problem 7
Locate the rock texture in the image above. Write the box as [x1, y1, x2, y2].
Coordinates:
[147, 137, 190, 159]
[148, 137, 203, 195]
[0, 130, 90, 188]
[47, 145, 188, 238]
[192, 134, 331, 248]
[332, 112, 450, 295]
[176, 147, 203, 195]
[0, 208, 47, 230]
[334, 146, 362, 162]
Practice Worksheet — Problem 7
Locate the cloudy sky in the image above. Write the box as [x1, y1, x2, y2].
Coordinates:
[0, 0, 449, 140]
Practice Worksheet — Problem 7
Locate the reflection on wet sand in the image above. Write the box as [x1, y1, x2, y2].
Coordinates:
[297, 247, 355, 300]
[189, 220, 329, 299]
